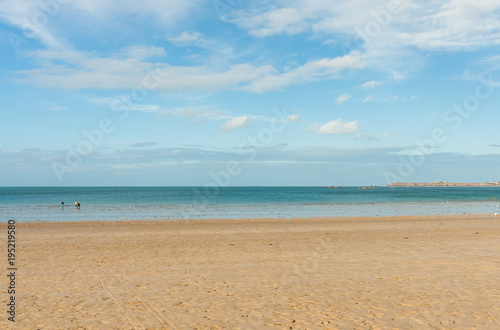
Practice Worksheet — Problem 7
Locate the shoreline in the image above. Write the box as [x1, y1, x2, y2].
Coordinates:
[6, 213, 497, 227]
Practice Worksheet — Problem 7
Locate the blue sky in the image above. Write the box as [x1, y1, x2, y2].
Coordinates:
[1, 0, 500, 186]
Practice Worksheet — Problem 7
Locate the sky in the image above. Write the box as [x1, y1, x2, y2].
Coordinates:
[1, 0, 500, 186]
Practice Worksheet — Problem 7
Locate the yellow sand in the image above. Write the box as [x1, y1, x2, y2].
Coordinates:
[2, 215, 500, 329]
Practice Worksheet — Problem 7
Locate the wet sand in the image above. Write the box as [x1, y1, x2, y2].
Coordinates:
[2, 215, 500, 329]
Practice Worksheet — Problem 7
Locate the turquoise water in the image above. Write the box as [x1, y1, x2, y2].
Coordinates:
[1, 186, 499, 222]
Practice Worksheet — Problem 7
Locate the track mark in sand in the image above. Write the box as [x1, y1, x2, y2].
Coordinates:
[487, 304, 500, 326]
[99, 249, 177, 330]
[118, 260, 177, 329]
[99, 252, 145, 330]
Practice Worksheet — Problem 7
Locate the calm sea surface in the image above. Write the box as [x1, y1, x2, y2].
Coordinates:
[1, 186, 499, 222]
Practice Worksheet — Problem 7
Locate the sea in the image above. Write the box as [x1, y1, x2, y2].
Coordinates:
[1, 186, 499, 222]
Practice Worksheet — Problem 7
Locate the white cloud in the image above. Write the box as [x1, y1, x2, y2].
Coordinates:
[287, 114, 301, 122]
[78, 0, 200, 20]
[361, 80, 382, 89]
[157, 108, 229, 121]
[306, 119, 359, 135]
[15, 48, 275, 91]
[335, 92, 352, 104]
[352, 132, 391, 140]
[220, 116, 248, 132]
[225, 0, 500, 81]
[6, 0, 500, 95]
[230, 0, 378, 38]
[231, 1, 500, 51]
[3, 0, 500, 94]
[242, 53, 365, 92]
[167, 31, 215, 48]
[15, 49, 365, 93]
[0, 0, 64, 49]
[398, 0, 500, 51]
[89, 97, 160, 112]
[119, 46, 166, 60]
[362, 94, 419, 103]
[234, 6, 316, 37]
[477, 55, 500, 72]
[0, 0, 201, 49]
[371, 133, 390, 140]
[39, 101, 68, 111]
[128, 104, 160, 112]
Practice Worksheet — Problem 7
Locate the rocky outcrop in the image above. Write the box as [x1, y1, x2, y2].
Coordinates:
[387, 181, 500, 187]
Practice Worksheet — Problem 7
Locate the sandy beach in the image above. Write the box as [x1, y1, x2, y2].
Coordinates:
[2, 215, 500, 329]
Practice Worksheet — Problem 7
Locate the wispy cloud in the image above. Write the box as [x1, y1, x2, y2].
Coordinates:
[4, 0, 500, 96]
[0, 0, 65, 48]
[39, 101, 68, 111]
[230, 1, 500, 51]
[220, 116, 248, 132]
[222, 0, 500, 81]
[287, 114, 301, 122]
[398, 0, 500, 51]
[129, 142, 159, 148]
[156, 108, 228, 121]
[242, 53, 365, 92]
[306, 119, 359, 135]
[369, 133, 390, 140]
[0, 0, 201, 49]
[167, 31, 215, 48]
[362, 94, 420, 102]
[335, 92, 352, 104]
[14, 49, 366, 93]
[15, 48, 275, 91]
[361, 80, 382, 89]
[89, 97, 160, 112]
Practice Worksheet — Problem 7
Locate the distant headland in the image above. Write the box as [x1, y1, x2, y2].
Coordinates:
[387, 181, 500, 187]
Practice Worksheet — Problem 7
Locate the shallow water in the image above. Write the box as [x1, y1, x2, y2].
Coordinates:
[1, 186, 499, 222]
